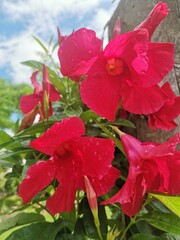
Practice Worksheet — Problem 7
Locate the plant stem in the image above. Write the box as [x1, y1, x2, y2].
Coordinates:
[120, 218, 135, 240]
[94, 218, 103, 240]
[94, 120, 125, 154]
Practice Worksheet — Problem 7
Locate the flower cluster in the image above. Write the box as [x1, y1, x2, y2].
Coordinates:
[18, 2, 180, 218]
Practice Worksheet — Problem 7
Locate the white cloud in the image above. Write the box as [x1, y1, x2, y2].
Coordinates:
[0, 0, 119, 83]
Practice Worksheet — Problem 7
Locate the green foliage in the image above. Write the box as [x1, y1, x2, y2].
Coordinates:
[0, 79, 32, 131]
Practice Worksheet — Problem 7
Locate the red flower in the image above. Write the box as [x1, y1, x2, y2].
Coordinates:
[148, 82, 180, 130]
[58, 4, 173, 121]
[102, 132, 180, 217]
[80, 29, 173, 120]
[20, 65, 60, 119]
[58, 28, 102, 82]
[18, 117, 119, 215]
[135, 2, 169, 39]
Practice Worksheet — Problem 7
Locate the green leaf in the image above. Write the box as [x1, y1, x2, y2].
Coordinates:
[0, 130, 11, 145]
[129, 233, 158, 240]
[0, 212, 45, 235]
[32, 35, 48, 53]
[5, 222, 51, 240]
[0, 147, 34, 163]
[141, 211, 180, 235]
[159, 233, 180, 239]
[16, 120, 55, 136]
[80, 110, 99, 123]
[64, 106, 82, 117]
[110, 119, 135, 128]
[21, 60, 43, 70]
[39, 220, 74, 240]
[151, 194, 180, 218]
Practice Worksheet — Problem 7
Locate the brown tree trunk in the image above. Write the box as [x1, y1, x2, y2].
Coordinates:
[108, 0, 180, 143]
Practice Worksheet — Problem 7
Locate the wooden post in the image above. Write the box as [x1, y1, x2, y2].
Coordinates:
[108, 0, 180, 143]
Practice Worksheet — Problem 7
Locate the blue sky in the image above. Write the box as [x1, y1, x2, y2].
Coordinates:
[0, 0, 119, 83]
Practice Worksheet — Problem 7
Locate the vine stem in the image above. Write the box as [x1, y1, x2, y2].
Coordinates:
[119, 196, 152, 239]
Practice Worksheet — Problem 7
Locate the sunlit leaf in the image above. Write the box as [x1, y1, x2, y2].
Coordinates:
[5, 222, 50, 240]
[150, 194, 180, 218]
[0, 212, 45, 235]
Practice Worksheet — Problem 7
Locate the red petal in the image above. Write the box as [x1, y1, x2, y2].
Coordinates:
[131, 29, 149, 75]
[166, 154, 180, 194]
[20, 94, 41, 114]
[49, 84, 61, 102]
[42, 65, 50, 94]
[30, 70, 42, 94]
[18, 160, 56, 204]
[58, 28, 102, 81]
[80, 54, 123, 121]
[104, 29, 142, 59]
[161, 82, 175, 99]
[121, 83, 167, 114]
[72, 136, 115, 178]
[91, 167, 120, 196]
[138, 42, 174, 88]
[102, 170, 146, 217]
[146, 133, 180, 158]
[46, 181, 76, 215]
[30, 117, 85, 155]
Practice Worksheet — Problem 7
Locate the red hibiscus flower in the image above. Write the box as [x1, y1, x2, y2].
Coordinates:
[148, 82, 180, 130]
[58, 4, 173, 121]
[58, 28, 102, 82]
[102, 132, 180, 217]
[80, 28, 173, 120]
[20, 65, 60, 120]
[18, 117, 120, 215]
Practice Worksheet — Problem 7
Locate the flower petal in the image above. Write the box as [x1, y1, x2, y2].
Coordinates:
[139, 42, 174, 87]
[20, 94, 41, 114]
[121, 83, 167, 114]
[30, 117, 85, 155]
[72, 136, 115, 178]
[80, 53, 123, 121]
[58, 28, 102, 81]
[18, 160, 56, 204]
[102, 170, 146, 217]
[91, 167, 120, 196]
[30, 70, 42, 94]
[46, 181, 76, 215]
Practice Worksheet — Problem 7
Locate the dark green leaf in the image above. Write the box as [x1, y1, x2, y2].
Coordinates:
[0, 212, 45, 234]
[73, 218, 87, 239]
[39, 220, 74, 240]
[110, 119, 135, 128]
[159, 233, 180, 240]
[82, 198, 99, 239]
[141, 211, 180, 235]
[5, 222, 51, 240]
[129, 233, 158, 240]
